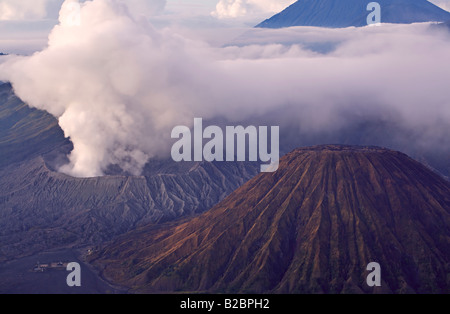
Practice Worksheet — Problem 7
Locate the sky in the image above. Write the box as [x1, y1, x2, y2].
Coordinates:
[1, 0, 450, 53]
[0, 0, 449, 177]
[0, 0, 251, 53]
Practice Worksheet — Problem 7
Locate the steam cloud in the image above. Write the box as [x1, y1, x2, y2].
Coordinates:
[0, 0, 449, 177]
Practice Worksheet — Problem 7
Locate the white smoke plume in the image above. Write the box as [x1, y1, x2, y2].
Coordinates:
[1, 0, 449, 177]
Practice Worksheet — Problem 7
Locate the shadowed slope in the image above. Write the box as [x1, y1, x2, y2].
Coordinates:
[0, 83, 70, 169]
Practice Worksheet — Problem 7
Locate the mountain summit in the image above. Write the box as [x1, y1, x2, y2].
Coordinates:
[91, 145, 450, 294]
[257, 0, 450, 28]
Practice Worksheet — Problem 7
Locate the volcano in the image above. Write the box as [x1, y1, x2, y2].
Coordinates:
[91, 145, 450, 294]
[256, 0, 450, 28]
[0, 83, 259, 262]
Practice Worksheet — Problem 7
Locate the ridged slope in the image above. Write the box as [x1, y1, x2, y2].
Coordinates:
[0, 157, 258, 261]
[92, 145, 450, 294]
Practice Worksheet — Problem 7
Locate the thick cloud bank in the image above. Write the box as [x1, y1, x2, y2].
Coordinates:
[1, 0, 449, 177]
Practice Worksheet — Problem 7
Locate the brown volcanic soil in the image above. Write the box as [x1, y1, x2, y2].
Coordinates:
[90, 145, 450, 294]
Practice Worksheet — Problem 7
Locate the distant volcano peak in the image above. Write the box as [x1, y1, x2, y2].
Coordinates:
[257, 0, 450, 28]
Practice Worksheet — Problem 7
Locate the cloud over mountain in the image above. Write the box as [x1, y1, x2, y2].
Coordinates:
[0, 0, 449, 178]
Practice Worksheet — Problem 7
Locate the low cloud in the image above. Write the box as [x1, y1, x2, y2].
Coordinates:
[1, 0, 449, 177]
